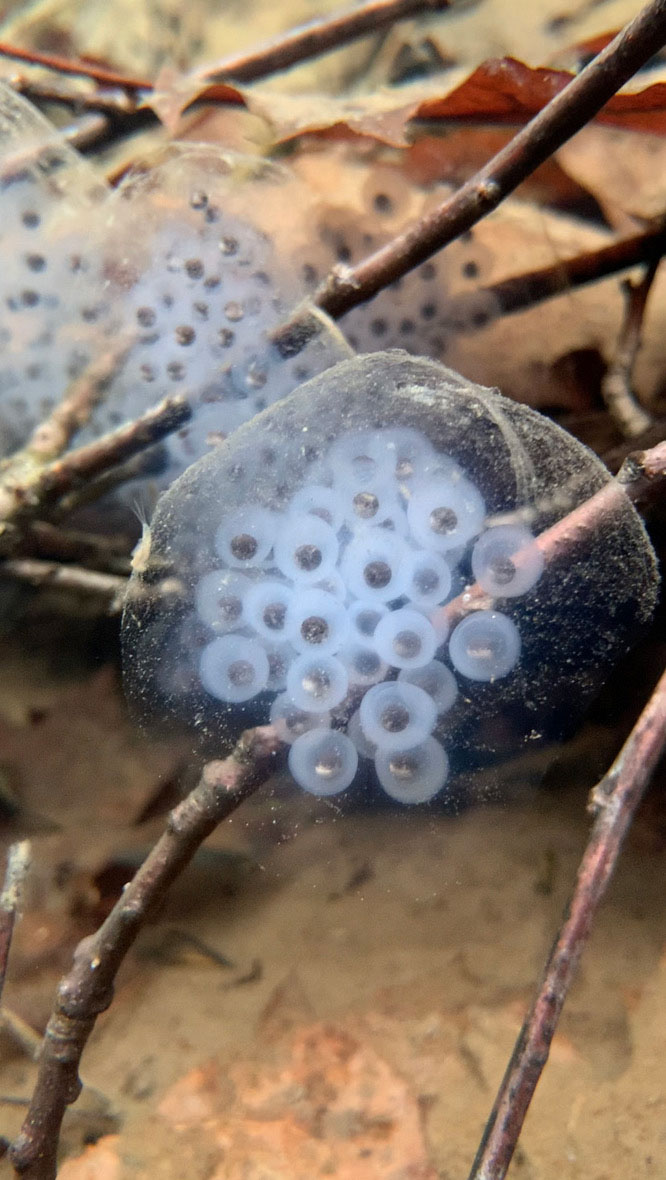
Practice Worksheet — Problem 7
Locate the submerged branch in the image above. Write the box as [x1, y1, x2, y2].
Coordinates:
[467, 664, 666, 1180]
[8, 727, 283, 1180]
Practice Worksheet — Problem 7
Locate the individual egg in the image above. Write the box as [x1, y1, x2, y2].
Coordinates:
[285, 588, 350, 654]
[215, 506, 278, 568]
[337, 478, 403, 530]
[274, 514, 339, 584]
[199, 635, 270, 703]
[243, 580, 294, 642]
[398, 661, 458, 714]
[407, 475, 486, 552]
[373, 607, 438, 669]
[471, 525, 544, 598]
[448, 610, 521, 682]
[343, 642, 389, 686]
[195, 569, 250, 633]
[286, 653, 349, 713]
[288, 729, 358, 796]
[347, 601, 389, 645]
[340, 528, 408, 602]
[400, 549, 452, 608]
[375, 738, 449, 804]
[359, 681, 437, 751]
[269, 692, 331, 743]
[290, 484, 345, 532]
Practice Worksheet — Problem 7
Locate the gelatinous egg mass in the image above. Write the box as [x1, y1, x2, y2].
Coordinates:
[0, 84, 347, 479]
[122, 352, 658, 807]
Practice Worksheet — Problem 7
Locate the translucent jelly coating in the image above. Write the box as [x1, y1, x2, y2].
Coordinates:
[288, 729, 359, 796]
[347, 601, 388, 644]
[286, 653, 349, 713]
[285, 587, 350, 655]
[400, 549, 452, 608]
[328, 430, 391, 485]
[264, 643, 293, 692]
[448, 610, 521, 681]
[346, 709, 377, 759]
[373, 608, 438, 670]
[199, 635, 270, 702]
[359, 681, 437, 751]
[374, 738, 449, 804]
[368, 426, 436, 485]
[290, 484, 345, 533]
[340, 528, 408, 603]
[215, 506, 278, 568]
[343, 642, 389, 686]
[471, 525, 544, 598]
[243, 580, 294, 642]
[407, 476, 486, 552]
[336, 477, 404, 531]
[274, 514, 339, 584]
[269, 692, 331, 743]
[195, 569, 250, 633]
[398, 661, 458, 714]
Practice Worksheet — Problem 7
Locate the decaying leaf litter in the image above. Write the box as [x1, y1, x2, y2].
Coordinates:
[0, 0, 665, 1177]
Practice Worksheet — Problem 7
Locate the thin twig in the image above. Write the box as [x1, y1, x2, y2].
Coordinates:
[440, 437, 666, 626]
[601, 260, 659, 438]
[8, 727, 283, 1180]
[199, 0, 453, 83]
[268, 0, 666, 353]
[444, 221, 666, 331]
[467, 665, 666, 1180]
[0, 42, 150, 91]
[0, 843, 31, 1009]
[0, 396, 191, 556]
[0, 559, 127, 613]
[27, 345, 129, 463]
[18, 522, 131, 575]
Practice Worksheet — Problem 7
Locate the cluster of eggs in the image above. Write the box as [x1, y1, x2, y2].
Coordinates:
[193, 423, 544, 804]
[0, 84, 496, 490]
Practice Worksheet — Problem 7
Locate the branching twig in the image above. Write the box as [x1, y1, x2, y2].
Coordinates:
[27, 346, 129, 463]
[0, 395, 191, 556]
[7, 727, 283, 1180]
[0, 843, 30, 1009]
[467, 665, 666, 1180]
[268, 0, 666, 354]
[0, 42, 150, 91]
[601, 260, 659, 438]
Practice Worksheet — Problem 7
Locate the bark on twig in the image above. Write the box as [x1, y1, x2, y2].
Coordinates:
[601, 260, 659, 438]
[0, 559, 127, 613]
[8, 727, 283, 1180]
[0, 843, 31, 1009]
[199, 0, 452, 83]
[467, 666, 666, 1180]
